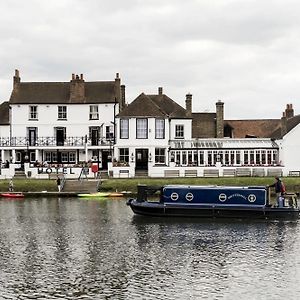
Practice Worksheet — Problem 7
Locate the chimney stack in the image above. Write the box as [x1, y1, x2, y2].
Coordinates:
[70, 73, 85, 103]
[115, 72, 121, 109]
[281, 112, 287, 137]
[185, 93, 192, 117]
[158, 87, 163, 95]
[120, 85, 126, 111]
[13, 69, 21, 89]
[216, 100, 224, 138]
[285, 103, 294, 118]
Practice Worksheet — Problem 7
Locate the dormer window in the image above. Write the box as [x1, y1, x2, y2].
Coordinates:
[29, 106, 38, 120]
[89, 105, 99, 120]
[58, 106, 67, 120]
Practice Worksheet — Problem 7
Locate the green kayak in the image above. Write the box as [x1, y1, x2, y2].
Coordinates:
[77, 192, 110, 198]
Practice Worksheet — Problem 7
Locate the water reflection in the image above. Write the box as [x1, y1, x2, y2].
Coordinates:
[0, 198, 299, 299]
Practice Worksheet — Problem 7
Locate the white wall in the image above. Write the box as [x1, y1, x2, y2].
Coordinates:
[169, 119, 192, 140]
[279, 124, 300, 173]
[115, 117, 170, 147]
[0, 125, 10, 137]
[11, 103, 116, 137]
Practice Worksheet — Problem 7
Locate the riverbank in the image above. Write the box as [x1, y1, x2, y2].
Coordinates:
[0, 177, 299, 194]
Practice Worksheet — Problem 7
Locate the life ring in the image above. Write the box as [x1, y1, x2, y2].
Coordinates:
[46, 168, 52, 174]
[171, 192, 179, 201]
[185, 192, 194, 201]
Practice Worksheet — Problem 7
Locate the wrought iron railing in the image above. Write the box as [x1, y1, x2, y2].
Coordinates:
[0, 136, 114, 147]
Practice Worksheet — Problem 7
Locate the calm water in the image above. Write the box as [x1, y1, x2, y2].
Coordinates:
[0, 197, 300, 300]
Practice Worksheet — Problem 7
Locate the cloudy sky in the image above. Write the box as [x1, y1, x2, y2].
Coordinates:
[0, 0, 300, 119]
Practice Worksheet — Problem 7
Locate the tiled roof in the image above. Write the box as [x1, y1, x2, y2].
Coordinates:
[271, 115, 300, 139]
[192, 113, 216, 138]
[9, 81, 117, 104]
[148, 94, 188, 118]
[224, 119, 281, 138]
[117, 93, 189, 118]
[0, 101, 9, 125]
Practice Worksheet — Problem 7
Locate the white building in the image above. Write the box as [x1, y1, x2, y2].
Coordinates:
[113, 88, 300, 178]
[1, 71, 300, 179]
[0, 70, 125, 178]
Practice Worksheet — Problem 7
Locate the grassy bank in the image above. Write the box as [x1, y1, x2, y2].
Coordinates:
[100, 177, 300, 194]
[0, 177, 299, 193]
[0, 179, 57, 192]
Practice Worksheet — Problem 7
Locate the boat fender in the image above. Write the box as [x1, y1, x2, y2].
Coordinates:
[126, 198, 133, 206]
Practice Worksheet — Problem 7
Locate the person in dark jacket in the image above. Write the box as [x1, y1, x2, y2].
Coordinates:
[268, 176, 285, 206]
[56, 176, 61, 192]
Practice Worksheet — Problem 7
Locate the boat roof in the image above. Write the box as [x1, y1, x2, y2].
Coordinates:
[164, 185, 266, 190]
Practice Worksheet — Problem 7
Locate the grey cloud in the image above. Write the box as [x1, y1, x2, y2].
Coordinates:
[1, 0, 300, 119]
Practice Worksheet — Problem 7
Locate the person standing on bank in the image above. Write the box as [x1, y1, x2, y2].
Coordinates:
[56, 176, 61, 192]
[9, 179, 14, 192]
[268, 176, 286, 207]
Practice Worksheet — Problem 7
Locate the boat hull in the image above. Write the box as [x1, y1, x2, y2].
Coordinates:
[1, 193, 24, 198]
[78, 192, 124, 198]
[127, 200, 300, 220]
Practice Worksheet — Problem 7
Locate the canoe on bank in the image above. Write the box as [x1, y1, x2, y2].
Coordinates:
[77, 192, 124, 198]
[1, 193, 25, 198]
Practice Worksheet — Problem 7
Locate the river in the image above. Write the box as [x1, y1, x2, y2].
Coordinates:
[0, 197, 299, 299]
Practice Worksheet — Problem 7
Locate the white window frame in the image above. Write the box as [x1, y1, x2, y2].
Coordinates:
[58, 106, 67, 120]
[136, 118, 148, 139]
[155, 148, 166, 164]
[89, 105, 99, 120]
[69, 152, 76, 163]
[120, 119, 129, 139]
[175, 124, 184, 139]
[155, 119, 165, 139]
[29, 106, 38, 120]
[119, 148, 129, 163]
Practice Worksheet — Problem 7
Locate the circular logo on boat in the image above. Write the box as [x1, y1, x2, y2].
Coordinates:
[185, 192, 194, 201]
[219, 193, 227, 202]
[248, 194, 256, 202]
[171, 192, 179, 201]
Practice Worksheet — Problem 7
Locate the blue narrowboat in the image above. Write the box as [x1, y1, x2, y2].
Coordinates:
[126, 185, 300, 219]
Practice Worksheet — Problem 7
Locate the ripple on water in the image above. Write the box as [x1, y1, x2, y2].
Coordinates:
[0, 199, 300, 299]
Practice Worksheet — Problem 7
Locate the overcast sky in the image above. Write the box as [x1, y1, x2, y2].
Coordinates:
[0, 0, 300, 119]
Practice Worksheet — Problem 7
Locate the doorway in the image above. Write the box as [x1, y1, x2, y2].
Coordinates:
[135, 149, 148, 170]
[28, 127, 37, 146]
[56, 127, 65, 146]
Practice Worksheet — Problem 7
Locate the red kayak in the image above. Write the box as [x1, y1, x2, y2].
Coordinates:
[1, 193, 24, 198]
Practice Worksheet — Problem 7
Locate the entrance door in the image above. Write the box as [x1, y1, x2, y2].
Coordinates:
[102, 151, 109, 170]
[28, 127, 37, 146]
[56, 127, 65, 146]
[135, 149, 148, 170]
[91, 128, 99, 146]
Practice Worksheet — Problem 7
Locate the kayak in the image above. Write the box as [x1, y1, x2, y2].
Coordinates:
[77, 192, 125, 198]
[77, 192, 110, 198]
[108, 192, 124, 197]
[1, 193, 24, 198]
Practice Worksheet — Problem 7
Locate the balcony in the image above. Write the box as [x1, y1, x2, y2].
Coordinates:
[0, 136, 114, 147]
